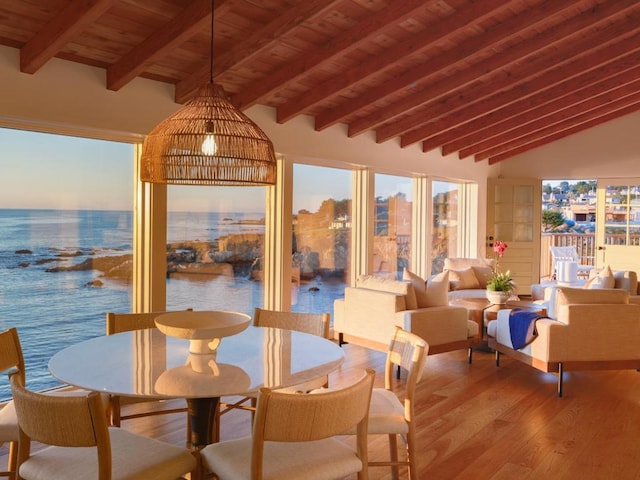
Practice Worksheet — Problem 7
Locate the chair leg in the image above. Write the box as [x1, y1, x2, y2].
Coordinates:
[388, 433, 400, 480]
[557, 363, 564, 398]
[495, 350, 500, 367]
[6, 440, 17, 480]
[467, 347, 473, 364]
[407, 429, 418, 480]
[110, 396, 121, 427]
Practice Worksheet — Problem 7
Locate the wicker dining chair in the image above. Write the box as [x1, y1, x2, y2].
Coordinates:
[105, 310, 192, 439]
[344, 326, 428, 480]
[202, 369, 375, 480]
[215, 308, 331, 441]
[9, 371, 196, 480]
[0, 327, 24, 480]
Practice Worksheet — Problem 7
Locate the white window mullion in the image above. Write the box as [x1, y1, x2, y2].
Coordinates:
[351, 169, 374, 285]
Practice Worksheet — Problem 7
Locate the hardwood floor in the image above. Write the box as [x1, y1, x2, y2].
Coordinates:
[3, 343, 640, 479]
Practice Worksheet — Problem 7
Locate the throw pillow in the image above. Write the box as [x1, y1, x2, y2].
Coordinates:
[448, 268, 480, 290]
[471, 266, 493, 288]
[356, 275, 418, 310]
[402, 269, 449, 308]
[584, 265, 615, 289]
[613, 270, 638, 295]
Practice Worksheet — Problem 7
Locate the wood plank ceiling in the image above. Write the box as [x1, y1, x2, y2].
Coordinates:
[1, 0, 639, 164]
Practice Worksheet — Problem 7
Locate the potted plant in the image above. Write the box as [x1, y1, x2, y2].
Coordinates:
[486, 240, 515, 304]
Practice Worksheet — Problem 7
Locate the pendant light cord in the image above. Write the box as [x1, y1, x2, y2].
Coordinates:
[210, 0, 214, 84]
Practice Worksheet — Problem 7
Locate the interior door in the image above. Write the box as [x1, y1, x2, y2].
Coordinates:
[486, 178, 541, 296]
[596, 179, 640, 272]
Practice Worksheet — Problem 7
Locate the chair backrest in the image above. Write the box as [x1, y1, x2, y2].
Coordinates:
[385, 327, 428, 419]
[251, 369, 375, 478]
[253, 308, 330, 339]
[10, 372, 112, 478]
[106, 309, 193, 335]
[549, 246, 579, 263]
[0, 327, 25, 385]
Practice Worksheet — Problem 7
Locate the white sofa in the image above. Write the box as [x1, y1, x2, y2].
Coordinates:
[487, 286, 640, 396]
[333, 272, 480, 359]
[443, 257, 496, 302]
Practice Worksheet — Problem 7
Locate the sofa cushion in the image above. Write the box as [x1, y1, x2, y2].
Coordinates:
[402, 269, 449, 308]
[448, 268, 481, 290]
[356, 275, 418, 310]
[584, 265, 615, 289]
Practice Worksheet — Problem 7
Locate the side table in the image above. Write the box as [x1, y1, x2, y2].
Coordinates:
[449, 297, 546, 346]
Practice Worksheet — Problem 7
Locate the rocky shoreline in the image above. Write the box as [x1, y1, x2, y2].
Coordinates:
[15, 235, 264, 287]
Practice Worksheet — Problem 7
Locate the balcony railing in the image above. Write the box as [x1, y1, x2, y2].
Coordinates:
[540, 233, 595, 280]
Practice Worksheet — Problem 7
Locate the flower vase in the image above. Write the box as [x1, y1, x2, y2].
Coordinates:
[486, 290, 510, 305]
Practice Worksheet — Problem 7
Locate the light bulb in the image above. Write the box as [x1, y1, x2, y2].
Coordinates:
[202, 134, 217, 155]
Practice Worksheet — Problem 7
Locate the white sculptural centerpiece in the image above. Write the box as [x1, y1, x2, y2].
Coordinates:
[154, 310, 251, 354]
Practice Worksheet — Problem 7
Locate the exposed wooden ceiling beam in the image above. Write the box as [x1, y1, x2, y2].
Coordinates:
[316, 0, 582, 136]
[381, 3, 640, 147]
[348, 0, 634, 138]
[487, 101, 640, 164]
[424, 40, 640, 157]
[277, 0, 510, 125]
[20, 0, 117, 74]
[312, 0, 514, 131]
[431, 47, 640, 157]
[174, 0, 339, 104]
[399, 13, 640, 150]
[475, 82, 640, 160]
[107, 0, 211, 91]
[231, 0, 429, 111]
[454, 59, 640, 158]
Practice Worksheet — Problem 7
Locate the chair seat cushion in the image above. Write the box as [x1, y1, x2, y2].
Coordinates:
[201, 436, 362, 480]
[341, 388, 407, 436]
[366, 388, 408, 435]
[19, 427, 196, 480]
[0, 400, 18, 442]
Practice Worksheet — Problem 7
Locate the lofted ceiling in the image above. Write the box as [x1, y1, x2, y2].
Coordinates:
[1, 0, 640, 164]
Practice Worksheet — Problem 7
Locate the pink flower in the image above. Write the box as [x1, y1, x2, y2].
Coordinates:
[493, 240, 508, 258]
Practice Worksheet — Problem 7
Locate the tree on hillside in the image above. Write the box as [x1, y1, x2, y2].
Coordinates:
[542, 210, 564, 232]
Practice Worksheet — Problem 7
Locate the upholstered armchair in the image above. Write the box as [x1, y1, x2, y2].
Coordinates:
[333, 270, 479, 359]
[487, 287, 640, 396]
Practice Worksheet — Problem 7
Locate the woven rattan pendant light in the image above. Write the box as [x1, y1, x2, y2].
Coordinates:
[140, 1, 276, 186]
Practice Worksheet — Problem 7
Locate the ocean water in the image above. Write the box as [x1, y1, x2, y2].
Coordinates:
[0, 209, 344, 400]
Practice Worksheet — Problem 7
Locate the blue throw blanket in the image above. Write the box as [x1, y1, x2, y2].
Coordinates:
[509, 309, 546, 350]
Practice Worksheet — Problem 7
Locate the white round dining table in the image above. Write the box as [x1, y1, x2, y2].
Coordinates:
[48, 325, 344, 449]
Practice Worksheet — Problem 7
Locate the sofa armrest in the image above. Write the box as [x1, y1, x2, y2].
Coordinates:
[333, 287, 407, 347]
[401, 306, 470, 346]
[493, 309, 568, 362]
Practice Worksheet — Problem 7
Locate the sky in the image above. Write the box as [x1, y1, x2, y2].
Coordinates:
[1, 127, 579, 213]
[0, 128, 414, 213]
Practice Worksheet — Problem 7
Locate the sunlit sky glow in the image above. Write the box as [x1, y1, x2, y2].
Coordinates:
[1, 128, 582, 214]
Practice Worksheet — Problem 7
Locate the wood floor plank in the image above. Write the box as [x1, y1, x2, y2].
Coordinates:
[3, 344, 640, 479]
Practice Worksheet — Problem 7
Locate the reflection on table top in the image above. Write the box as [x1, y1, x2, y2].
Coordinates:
[49, 326, 344, 399]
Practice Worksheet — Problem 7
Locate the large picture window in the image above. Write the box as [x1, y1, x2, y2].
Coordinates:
[166, 186, 266, 315]
[432, 180, 461, 274]
[374, 174, 412, 279]
[291, 164, 351, 314]
[0, 128, 134, 399]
